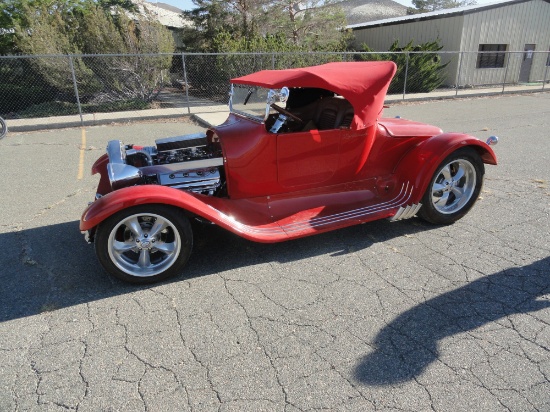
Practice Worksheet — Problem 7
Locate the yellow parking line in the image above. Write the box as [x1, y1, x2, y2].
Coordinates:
[77, 128, 86, 180]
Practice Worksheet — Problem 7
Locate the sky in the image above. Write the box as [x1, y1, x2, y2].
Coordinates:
[155, 0, 195, 11]
[151, 0, 504, 12]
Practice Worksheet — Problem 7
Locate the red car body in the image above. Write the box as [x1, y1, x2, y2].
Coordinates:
[80, 61, 497, 283]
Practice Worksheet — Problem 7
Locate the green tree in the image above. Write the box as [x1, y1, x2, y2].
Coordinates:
[1, 1, 94, 114]
[261, 0, 349, 50]
[79, 7, 175, 102]
[9, 0, 175, 113]
[180, 0, 349, 52]
[184, 32, 295, 101]
[13, 4, 96, 95]
[181, 0, 264, 51]
[0, 0, 137, 54]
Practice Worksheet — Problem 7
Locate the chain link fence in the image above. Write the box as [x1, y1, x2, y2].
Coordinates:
[1, 51, 549, 121]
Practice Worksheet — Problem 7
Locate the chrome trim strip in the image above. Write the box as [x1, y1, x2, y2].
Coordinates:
[212, 183, 415, 237]
[392, 206, 405, 221]
[281, 183, 412, 234]
[388, 203, 422, 222]
[411, 203, 422, 217]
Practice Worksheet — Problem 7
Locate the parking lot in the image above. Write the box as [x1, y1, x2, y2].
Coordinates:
[0, 93, 549, 411]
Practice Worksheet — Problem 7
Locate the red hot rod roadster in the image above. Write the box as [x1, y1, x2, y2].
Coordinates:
[80, 61, 498, 283]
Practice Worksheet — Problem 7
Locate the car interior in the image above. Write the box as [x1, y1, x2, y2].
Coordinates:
[266, 87, 354, 133]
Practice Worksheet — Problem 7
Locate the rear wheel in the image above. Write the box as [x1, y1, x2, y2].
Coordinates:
[418, 148, 484, 225]
[95, 205, 193, 283]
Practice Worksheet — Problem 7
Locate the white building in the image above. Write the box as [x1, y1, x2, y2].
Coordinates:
[338, 0, 408, 25]
[133, 1, 190, 49]
[348, 0, 550, 86]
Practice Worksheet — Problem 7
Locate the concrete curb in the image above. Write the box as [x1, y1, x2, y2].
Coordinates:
[9, 113, 190, 133]
[386, 87, 547, 104]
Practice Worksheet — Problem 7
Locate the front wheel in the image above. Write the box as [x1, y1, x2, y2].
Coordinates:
[418, 148, 484, 225]
[94, 205, 193, 283]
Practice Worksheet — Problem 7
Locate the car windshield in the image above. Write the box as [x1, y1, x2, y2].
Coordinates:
[230, 85, 286, 121]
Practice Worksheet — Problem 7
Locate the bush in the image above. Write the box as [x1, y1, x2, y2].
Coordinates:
[0, 83, 57, 115]
[357, 40, 449, 94]
[0, 59, 60, 115]
[17, 101, 80, 118]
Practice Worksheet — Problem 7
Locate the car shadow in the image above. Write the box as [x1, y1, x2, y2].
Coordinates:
[353, 256, 550, 386]
[0, 217, 432, 323]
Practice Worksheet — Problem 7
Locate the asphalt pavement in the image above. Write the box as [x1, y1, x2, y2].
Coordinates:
[0, 93, 549, 411]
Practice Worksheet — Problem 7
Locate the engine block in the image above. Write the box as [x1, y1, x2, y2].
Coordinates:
[105, 133, 224, 195]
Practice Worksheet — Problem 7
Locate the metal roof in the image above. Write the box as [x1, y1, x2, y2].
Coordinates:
[347, 0, 542, 29]
[153, 2, 184, 14]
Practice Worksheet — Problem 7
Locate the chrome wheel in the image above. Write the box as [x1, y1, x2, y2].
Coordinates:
[107, 212, 182, 278]
[430, 159, 476, 214]
[418, 148, 484, 225]
[96, 206, 193, 283]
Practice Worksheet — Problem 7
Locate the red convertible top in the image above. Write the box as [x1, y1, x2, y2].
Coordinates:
[232, 61, 397, 128]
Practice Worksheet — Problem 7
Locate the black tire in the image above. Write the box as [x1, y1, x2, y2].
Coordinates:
[0, 117, 7, 139]
[418, 147, 484, 225]
[94, 205, 193, 284]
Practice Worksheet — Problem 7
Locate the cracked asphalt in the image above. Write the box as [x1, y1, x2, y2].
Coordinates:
[1, 93, 549, 411]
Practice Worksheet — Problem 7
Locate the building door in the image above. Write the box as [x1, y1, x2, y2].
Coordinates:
[519, 44, 536, 82]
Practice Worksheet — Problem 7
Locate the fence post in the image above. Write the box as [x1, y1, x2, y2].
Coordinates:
[403, 52, 409, 100]
[181, 52, 191, 114]
[543, 55, 549, 91]
[272, 52, 275, 70]
[455, 51, 464, 97]
[502, 52, 511, 93]
[68, 55, 83, 125]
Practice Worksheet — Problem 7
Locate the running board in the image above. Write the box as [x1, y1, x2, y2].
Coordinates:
[388, 203, 422, 222]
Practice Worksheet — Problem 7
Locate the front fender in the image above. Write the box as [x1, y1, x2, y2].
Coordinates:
[394, 133, 497, 203]
[80, 185, 279, 242]
[80, 186, 210, 231]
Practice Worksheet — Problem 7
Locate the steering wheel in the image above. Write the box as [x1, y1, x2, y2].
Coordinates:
[270, 104, 303, 123]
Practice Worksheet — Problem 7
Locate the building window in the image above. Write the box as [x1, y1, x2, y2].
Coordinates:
[477, 44, 507, 68]
[547, 48, 550, 66]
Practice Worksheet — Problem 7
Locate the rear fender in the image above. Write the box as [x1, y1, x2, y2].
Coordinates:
[394, 133, 497, 203]
[80, 185, 274, 242]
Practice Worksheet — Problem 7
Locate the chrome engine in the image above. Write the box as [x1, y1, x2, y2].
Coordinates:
[105, 133, 224, 195]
